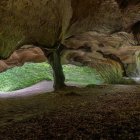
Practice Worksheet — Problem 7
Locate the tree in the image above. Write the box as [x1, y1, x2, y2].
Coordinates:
[0, 0, 122, 90]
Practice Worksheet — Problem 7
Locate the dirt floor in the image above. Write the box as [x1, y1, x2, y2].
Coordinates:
[0, 85, 140, 140]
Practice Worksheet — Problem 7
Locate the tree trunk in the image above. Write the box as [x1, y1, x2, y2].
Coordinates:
[41, 44, 66, 90]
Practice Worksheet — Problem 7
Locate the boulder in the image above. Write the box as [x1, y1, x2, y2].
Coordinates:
[0, 46, 47, 72]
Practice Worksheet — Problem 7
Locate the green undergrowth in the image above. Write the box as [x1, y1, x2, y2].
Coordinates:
[93, 60, 136, 85]
[0, 62, 102, 92]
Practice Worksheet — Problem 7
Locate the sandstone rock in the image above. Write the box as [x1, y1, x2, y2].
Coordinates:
[0, 0, 139, 76]
[0, 0, 139, 58]
[0, 60, 9, 72]
[0, 46, 47, 72]
[62, 31, 140, 75]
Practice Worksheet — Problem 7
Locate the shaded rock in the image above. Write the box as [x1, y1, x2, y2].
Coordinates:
[0, 0, 139, 76]
[131, 21, 140, 45]
[0, 46, 47, 72]
[0, 60, 9, 72]
[62, 31, 140, 75]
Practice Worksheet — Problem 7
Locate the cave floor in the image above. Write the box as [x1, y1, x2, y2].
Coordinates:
[0, 85, 140, 140]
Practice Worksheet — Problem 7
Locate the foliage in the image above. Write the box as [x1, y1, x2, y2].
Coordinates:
[0, 63, 101, 92]
[0, 60, 136, 92]
[0, 62, 52, 92]
[63, 64, 101, 85]
[93, 59, 135, 84]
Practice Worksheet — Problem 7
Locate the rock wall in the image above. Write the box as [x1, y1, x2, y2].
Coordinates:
[62, 31, 140, 75]
[0, 0, 140, 75]
[0, 0, 139, 58]
[0, 46, 47, 72]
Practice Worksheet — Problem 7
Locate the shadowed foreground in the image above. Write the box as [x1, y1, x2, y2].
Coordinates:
[0, 85, 140, 140]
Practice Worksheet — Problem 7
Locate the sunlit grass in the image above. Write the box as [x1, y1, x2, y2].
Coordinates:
[0, 62, 101, 92]
[0, 61, 136, 92]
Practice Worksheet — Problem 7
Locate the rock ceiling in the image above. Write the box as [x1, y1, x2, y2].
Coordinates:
[0, 0, 140, 75]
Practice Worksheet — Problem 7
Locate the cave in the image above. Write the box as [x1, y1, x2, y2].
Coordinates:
[0, 0, 140, 139]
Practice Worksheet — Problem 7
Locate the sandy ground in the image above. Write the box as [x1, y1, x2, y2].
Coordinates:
[0, 84, 139, 139]
[0, 80, 139, 139]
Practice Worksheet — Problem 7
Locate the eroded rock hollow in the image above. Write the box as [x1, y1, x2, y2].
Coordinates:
[0, 0, 140, 76]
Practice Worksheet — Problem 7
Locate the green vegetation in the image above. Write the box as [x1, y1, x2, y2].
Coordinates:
[94, 60, 135, 84]
[0, 0, 98, 90]
[97, 63, 124, 84]
[0, 61, 135, 92]
[0, 62, 101, 92]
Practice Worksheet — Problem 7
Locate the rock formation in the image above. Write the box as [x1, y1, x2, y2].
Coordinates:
[0, 0, 140, 77]
[0, 46, 47, 72]
[62, 31, 140, 75]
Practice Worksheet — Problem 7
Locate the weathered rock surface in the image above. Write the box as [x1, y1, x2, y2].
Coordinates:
[62, 31, 140, 75]
[0, 30, 140, 76]
[0, 0, 140, 75]
[0, 46, 47, 72]
[0, 0, 140, 58]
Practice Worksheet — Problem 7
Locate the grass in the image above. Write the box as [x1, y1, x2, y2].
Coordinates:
[96, 60, 124, 84]
[0, 60, 135, 92]
[63, 64, 101, 85]
[92, 60, 135, 84]
[0, 62, 101, 92]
